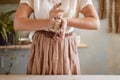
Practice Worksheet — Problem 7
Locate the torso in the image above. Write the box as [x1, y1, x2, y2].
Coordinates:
[33, 0, 80, 33]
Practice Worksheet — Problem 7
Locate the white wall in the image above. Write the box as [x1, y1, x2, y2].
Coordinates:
[77, 0, 120, 74]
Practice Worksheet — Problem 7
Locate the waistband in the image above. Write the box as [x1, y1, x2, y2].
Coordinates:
[36, 30, 73, 39]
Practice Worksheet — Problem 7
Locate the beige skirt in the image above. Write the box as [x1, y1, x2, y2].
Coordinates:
[27, 30, 80, 75]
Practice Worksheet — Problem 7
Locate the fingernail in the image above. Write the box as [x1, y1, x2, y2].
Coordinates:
[59, 3, 62, 5]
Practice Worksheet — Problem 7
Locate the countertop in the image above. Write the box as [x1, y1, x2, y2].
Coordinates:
[0, 75, 120, 80]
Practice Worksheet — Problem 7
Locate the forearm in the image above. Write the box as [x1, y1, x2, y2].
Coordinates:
[67, 17, 100, 30]
[14, 17, 50, 31]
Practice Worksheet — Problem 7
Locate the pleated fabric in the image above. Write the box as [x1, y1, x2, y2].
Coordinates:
[27, 31, 80, 75]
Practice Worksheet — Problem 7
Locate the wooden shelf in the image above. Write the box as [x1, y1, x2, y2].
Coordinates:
[78, 43, 88, 48]
[0, 44, 31, 49]
[0, 43, 87, 49]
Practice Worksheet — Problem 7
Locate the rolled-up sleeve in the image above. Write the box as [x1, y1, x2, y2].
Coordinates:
[79, 0, 93, 11]
[20, 0, 34, 9]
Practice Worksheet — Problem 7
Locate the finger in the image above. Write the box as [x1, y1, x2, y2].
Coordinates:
[52, 3, 62, 10]
[62, 19, 67, 26]
[57, 13, 63, 18]
[53, 10, 64, 19]
[61, 19, 67, 29]
[54, 9, 64, 14]
[53, 36, 60, 40]
[53, 36, 57, 40]
[59, 19, 67, 39]
[54, 13, 63, 19]
[54, 34, 62, 40]
[50, 11, 63, 20]
[55, 36, 62, 40]
[59, 32, 65, 39]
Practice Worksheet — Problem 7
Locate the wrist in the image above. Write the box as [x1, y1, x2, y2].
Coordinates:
[48, 19, 54, 28]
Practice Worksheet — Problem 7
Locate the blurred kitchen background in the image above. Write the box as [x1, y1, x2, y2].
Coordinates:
[0, 0, 120, 75]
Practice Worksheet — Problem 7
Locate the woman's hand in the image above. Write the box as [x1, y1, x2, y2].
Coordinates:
[49, 3, 67, 40]
[49, 3, 64, 27]
[53, 18, 67, 40]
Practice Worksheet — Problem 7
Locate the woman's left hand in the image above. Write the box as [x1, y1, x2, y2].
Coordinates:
[53, 18, 67, 40]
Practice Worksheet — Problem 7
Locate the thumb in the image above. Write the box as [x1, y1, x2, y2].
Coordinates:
[61, 18, 67, 30]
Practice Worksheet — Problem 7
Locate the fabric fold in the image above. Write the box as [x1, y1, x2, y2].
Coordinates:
[27, 31, 80, 75]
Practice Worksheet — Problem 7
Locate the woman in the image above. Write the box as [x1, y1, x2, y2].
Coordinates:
[14, 0, 100, 75]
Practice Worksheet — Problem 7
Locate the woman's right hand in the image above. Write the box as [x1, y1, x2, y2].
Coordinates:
[49, 3, 64, 26]
[53, 18, 67, 40]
